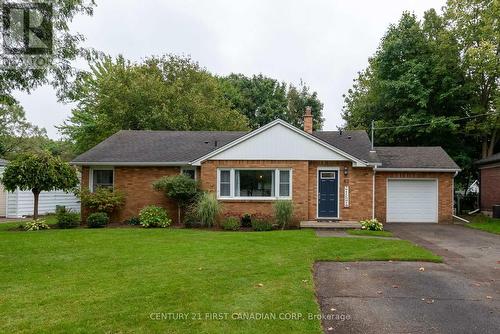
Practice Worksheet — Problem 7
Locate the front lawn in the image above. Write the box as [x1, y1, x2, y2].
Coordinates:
[0, 228, 440, 333]
[346, 229, 393, 237]
[466, 215, 500, 235]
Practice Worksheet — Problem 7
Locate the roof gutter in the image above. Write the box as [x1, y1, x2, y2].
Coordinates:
[376, 168, 461, 172]
[70, 161, 190, 167]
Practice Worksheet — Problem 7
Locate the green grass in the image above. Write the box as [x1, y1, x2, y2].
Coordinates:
[0, 228, 440, 333]
[0, 215, 57, 231]
[466, 215, 500, 235]
[347, 229, 393, 237]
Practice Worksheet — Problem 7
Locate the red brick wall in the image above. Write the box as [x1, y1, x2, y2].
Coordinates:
[480, 165, 500, 212]
[375, 172, 454, 224]
[307, 161, 373, 221]
[81, 166, 180, 223]
[200, 160, 373, 222]
[200, 160, 309, 221]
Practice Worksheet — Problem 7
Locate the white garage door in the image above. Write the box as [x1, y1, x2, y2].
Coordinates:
[387, 179, 438, 223]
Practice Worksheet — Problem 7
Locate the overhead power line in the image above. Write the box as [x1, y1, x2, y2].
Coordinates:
[373, 110, 500, 130]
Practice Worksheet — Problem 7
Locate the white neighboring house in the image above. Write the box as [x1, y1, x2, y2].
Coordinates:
[0, 158, 80, 218]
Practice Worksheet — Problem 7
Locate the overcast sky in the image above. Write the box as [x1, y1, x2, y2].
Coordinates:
[14, 0, 445, 139]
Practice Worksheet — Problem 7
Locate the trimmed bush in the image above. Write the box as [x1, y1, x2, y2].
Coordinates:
[360, 218, 383, 231]
[24, 219, 50, 231]
[56, 206, 80, 229]
[87, 212, 109, 228]
[153, 174, 199, 224]
[241, 213, 252, 228]
[125, 216, 141, 226]
[274, 200, 294, 230]
[252, 219, 273, 231]
[194, 192, 222, 227]
[139, 205, 171, 228]
[221, 217, 240, 231]
[78, 188, 125, 214]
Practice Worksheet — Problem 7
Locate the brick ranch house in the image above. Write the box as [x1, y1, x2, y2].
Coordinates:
[476, 152, 500, 216]
[72, 109, 460, 224]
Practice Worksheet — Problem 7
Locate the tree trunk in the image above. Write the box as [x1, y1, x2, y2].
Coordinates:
[177, 204, 181, 225]
[33, 190, 40, 220]
[482, 140, 488, 159]
[487, 129, 498, 157]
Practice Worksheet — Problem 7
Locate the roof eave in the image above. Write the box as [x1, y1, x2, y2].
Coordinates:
[70, 161, 190, 166]
[376, 167, 461, 172]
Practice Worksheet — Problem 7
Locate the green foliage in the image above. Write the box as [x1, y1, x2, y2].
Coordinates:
[467, 215, 500, 235]
[56, 207, 80, 229]
[274, 200, 294, 230]
[153, 175, 199, 206]
[78, 188, 125, 214]
[220, 74, 324, 130]
[139, 206, 171, 228]
[87, 212, 109, 228]
[221, 217, 240, 231]
[0, 152, 79, 219]
[342, 2, 499, 187]
[124, 216, 141, 226]
[193, 192, 222, 227]
[61, 55, 250, 153]
[360, 219, 384, 231]
[241, 213, 252, 228]
[0, 1, 96, 104]
[23, 219, 50, 231]
[251, 219, 274, 231]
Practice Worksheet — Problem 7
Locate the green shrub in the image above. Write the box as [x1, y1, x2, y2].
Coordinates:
[194, 192, 222, 227]
[360, 218, 383, 231]
[274, 200, 294, 230]
[56, 207, 80, 229]
[221, 217, 240, 231]
[241, 213, 252, 227]
[78, 188, 125, 214]
[24, 219, 50, 231]
[87, 212, 109, 228]
[125, 216, 141, 225]
[183, 209, 202, 228]
[139, 205, 171, 228]
[153, 175, 199, 223]
[252, 219, 273, 231]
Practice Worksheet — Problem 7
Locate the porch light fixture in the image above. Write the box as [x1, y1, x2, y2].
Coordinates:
[343, 167, 349, 176]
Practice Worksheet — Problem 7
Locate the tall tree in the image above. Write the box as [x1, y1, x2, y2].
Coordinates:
[60, 55, 250, 153]
[220, 74, 324, 130]
[445, 0, 500, 157]
[1, 152, 79, 219]
[0, 0, 97, 102]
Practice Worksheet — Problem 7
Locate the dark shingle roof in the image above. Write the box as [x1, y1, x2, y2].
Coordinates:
[72, 129, 379, 165]
[72, 130, 247, 164]
[313, 130, 380, 163]
[475, 152, 500, 166]
[375, 147, 460, 170]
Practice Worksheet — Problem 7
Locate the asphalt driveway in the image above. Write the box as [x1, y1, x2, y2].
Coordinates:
[314, 224, 500, 333]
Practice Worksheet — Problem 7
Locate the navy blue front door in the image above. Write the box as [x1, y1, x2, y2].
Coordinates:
[318, 170, 338, 218]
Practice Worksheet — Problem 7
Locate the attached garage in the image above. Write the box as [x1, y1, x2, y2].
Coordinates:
[386, 179, 438, 223]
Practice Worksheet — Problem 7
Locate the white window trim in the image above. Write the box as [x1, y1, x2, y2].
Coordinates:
[89, 167, 115, 192]
[180, 167, 197, 180]
[217, 168, 292, 200]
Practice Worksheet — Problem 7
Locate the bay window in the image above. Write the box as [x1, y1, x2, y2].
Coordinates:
[217, 168, 292, 199]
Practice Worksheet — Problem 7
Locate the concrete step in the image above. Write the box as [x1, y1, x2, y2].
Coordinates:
[300, 221, 361, 229]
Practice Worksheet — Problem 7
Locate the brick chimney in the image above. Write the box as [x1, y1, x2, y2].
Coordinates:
[304, 106, 313, 134]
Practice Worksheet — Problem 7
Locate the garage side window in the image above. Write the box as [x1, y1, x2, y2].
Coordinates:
[92, 169, 114, 192]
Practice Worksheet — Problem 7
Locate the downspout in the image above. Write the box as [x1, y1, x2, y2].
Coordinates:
[372, 166, 377, 219]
